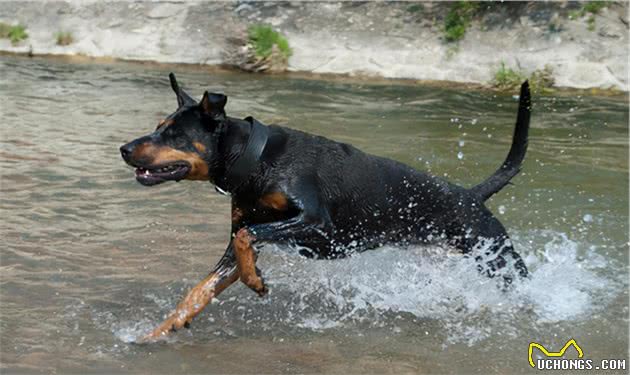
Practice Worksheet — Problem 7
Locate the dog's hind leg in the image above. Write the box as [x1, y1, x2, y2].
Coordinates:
[472, 234, 528, 286]
[454, 213, 528, 286]
[141, 248, 238, 341]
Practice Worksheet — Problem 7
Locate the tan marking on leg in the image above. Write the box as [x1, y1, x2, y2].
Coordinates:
[259, 192, 289, 211]
[142, 268, 238, 341]
[234, 228, 268, 296]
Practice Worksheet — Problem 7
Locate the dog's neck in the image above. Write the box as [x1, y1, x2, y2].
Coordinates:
[212, 117, 269, 194]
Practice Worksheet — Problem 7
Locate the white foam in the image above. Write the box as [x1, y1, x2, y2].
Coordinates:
[114, 320, 155, 344]
[249, 230, 623, 344]
[109, 230, 623, 346]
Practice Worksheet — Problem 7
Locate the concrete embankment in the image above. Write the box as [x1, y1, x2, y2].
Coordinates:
[0, 1, 627, 91]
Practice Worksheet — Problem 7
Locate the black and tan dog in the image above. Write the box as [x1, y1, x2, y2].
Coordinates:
[120, 74, 531, 340]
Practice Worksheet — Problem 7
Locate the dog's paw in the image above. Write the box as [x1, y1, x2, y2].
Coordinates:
[255, 268, 269, 297]
[256, 283, 269, 297]
[137, 315, 189, 343]
[134, 332, 165, 345]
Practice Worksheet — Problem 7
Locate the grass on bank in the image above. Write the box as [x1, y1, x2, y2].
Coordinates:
[55, 31, 74, 46]
[493, 62, 555, 94]
[493, 62, 526, 91]
[407, 4, 423, 14]
[0, 22, 28, 45]
[248, 25, 292, 60]
[568, 1, 607, 31]
[444, 1, 608, 42]
[443, 2, 479, 42]
[582, 1, 607, 14]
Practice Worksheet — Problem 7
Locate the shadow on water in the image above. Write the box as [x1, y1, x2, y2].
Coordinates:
[1, 55, 628, 374]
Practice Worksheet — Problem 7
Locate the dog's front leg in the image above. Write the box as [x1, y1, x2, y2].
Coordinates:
[141, 249, 238, 341]
[142, 200, 265, 341]
[232, 210, 332, 294]
[233, 228, 268, 296]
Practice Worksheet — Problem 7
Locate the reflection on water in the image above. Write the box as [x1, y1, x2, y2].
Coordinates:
[1, 55, 628, 374]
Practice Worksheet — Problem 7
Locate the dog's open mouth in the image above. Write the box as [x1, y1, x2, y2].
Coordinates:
[134, 162, 191, 186]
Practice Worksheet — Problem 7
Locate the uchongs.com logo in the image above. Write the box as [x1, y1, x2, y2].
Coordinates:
[528, 339, 627, 371]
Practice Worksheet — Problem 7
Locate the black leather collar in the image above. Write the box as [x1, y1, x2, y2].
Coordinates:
[215, 116, 269, 195]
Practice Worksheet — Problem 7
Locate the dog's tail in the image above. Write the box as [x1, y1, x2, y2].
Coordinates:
[470, 81, 531, 202]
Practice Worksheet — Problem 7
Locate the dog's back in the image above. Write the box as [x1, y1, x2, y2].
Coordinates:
[256, 124, 483, 256]
[248, 82, 531, 280]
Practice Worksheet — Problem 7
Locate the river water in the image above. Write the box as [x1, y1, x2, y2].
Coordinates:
[1, 55, 628, 374]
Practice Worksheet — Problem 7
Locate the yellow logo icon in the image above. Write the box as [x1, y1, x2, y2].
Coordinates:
[528, 339, 584, 368]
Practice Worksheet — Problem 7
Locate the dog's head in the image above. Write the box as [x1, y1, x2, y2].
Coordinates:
[120, 73, 228, 186]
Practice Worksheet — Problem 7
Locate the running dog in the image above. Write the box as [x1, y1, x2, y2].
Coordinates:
[120, 74, 531, 340]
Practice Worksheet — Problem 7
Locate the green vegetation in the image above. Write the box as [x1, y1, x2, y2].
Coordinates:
[247, 25, 292, 60]
[8, 24, 28, 45]
[406, 3, 423, 14]
[492, 62, 555, 94]
[582, 1, 607, 15]
[0, 22, 28, 45]
[443, 1, 479, 42]
[55, 31, 74, 46]
[492, 62, 526, 91]
[587, 15, 596, 31]
[529, 65, 555, 94]
[568, 1, 607, 30]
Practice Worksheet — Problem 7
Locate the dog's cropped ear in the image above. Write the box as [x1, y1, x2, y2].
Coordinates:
[199, 91, 227, 120]
[169, 73, 197, 108]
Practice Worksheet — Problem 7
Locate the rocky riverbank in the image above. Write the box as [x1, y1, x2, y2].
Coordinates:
[0, 1, 628, 91]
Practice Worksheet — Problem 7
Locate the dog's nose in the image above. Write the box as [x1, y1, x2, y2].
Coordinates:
[120, 143, 134, 162]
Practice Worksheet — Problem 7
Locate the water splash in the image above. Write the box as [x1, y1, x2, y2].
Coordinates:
[252, 231, 620, 343]
[114, 320, 159, 344]
[106, 230, 622, 346]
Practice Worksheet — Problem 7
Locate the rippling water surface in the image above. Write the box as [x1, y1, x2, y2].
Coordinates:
[1, 55, 628, 374]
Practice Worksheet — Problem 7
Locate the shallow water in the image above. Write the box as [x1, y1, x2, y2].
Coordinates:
[0, 55, 628, 374]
